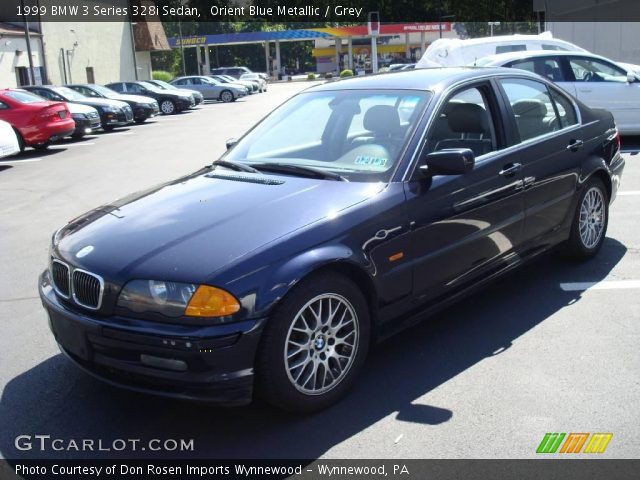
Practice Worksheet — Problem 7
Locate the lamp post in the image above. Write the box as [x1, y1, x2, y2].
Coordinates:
[20, 0, 36, 85]
[488, 21, 501, 37]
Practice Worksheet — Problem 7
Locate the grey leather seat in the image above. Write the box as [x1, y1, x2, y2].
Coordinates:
[434, 103, 493, 157]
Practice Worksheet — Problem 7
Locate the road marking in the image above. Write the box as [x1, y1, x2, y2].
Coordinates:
[560, 280, 640, 291]
[0, 157, 43, 163]
[617, 191, 640, 196]
[106, 131, 135, 136]
[51, 142, 95, 148]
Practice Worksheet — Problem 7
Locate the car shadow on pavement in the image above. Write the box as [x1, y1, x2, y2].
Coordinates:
[0, 238, 627, 460]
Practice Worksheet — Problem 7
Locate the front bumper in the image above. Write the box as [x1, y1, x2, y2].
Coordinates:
[133, 104, 159, 121]
[39, 270, 265, 405]
[101, 110, 132, 127]
[72, 116, 102, 135]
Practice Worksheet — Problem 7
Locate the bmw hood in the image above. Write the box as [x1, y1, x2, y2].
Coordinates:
[77, 98, 129, 109]
[54, 169, 384, 283]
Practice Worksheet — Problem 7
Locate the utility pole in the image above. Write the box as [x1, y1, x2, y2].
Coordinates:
[178, 20, 186, 76]
[20, 0, 36, 85]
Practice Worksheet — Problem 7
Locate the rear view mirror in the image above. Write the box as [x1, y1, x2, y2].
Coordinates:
[225, 138, 238, 150]
[420, 148, 475, 176]
[627, 71, 637, 83]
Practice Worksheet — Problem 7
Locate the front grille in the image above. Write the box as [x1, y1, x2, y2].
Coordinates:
[72, 269, 103, 309]
[51, 260, 70, 298]
[123, 106, 133, 121]
[87, 111, 99, 119]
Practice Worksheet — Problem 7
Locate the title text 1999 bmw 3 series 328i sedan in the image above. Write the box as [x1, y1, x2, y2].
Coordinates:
[40, 68, 624, 412]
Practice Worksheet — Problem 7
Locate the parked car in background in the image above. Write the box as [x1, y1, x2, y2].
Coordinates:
[0, 119, 20, 158]
[239, 73, 267, 92]
[22, 85, 132, 131]
[65, 84, 159, 124]
[106, 81, 193, 115]
[211, 66, 268, 80]
[145, 79, 204, 105]
[417, 32, 587, 68]
[209, 75, 256, 94]
[476, 50, 640, 134]
[0, 89, 74, 150]
[65, 103, 101, 139]
[171, 76, 247, 102]
[40, 68, 623, 412]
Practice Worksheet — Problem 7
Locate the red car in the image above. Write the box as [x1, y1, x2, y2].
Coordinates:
[0, 89, 75, 151]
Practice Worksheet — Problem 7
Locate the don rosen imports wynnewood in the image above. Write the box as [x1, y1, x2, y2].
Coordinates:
[40, 68, 624, 412]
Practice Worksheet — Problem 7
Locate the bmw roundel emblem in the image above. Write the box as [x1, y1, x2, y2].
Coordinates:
[76, 245, 94, 258]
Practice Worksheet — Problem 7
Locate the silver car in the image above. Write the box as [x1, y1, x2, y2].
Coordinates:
[170, 76, 246, 103]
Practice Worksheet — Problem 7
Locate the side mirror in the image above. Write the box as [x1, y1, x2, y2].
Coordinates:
[420, 148, 475, 176]
[225, 138, 238, 150]
[627, 71, 637, 83]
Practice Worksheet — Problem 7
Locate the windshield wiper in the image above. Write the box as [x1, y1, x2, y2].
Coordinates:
[211, 160, 260, 174]
[250, 163, 348, 182]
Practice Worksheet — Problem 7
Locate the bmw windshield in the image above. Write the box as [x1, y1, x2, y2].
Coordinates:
[223, 89, 431, 182]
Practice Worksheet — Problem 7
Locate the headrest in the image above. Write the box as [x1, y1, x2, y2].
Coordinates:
[512, 99, 547, 118]
[447, 103, 489, 134]
[364, 105, 401, 135]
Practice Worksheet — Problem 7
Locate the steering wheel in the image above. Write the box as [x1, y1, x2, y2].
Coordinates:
[583, 71, 594, 82]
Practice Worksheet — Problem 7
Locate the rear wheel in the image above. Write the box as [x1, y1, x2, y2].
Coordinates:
[564, 177, 609, 260]
[256, 273, 370, 412]
[33, 141, 50, 151]
[160, 99, 176, 115]
[220, 90, 234, 103]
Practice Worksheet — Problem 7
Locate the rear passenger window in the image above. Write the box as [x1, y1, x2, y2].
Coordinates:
[549, 88, 578, 128]
[499, 79, 560, 142]
[427, 86, 498, 158]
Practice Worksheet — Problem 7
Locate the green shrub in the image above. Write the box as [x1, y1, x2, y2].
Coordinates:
[152, 70, 173, 82]
[339, 69, 354, 78]
[307, 73, 316, 80]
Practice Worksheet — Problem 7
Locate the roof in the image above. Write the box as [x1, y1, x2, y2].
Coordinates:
[309, 67, 522, 93]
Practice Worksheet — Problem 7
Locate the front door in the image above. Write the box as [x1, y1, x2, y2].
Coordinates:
[405, 82, 525, 303]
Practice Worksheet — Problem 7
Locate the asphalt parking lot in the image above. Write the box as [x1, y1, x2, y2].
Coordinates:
[0, 81, 639, 460]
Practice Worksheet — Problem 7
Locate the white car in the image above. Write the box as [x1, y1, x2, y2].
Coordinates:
[240, 73, 267, 93]
[478, 50, 640, 135]
[416, 32, 586, 68]
[0, 119, 20, 159]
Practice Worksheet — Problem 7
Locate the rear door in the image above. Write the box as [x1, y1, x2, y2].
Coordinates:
[495, 77, 583, 247]
[563, 55, 640, 133]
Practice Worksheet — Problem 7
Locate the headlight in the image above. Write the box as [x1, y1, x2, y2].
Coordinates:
[117, 280, 240, 319]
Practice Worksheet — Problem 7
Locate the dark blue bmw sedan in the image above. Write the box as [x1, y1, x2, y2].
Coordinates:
[40, 68, 624, 412]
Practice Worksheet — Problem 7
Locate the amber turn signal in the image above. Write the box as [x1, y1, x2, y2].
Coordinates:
[185, 285, 241, 317]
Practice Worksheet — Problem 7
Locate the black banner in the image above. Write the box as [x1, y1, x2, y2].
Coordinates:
[2, 459, 640, 480]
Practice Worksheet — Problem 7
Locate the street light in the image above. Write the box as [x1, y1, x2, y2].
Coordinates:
[488, 22, 501, 37]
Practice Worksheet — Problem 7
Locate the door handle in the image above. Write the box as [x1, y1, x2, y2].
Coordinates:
[499, 163, 522, 177]
[566, 139, 584, 152]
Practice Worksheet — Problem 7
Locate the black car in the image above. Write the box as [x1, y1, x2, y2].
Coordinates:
[146, 79, 204, 105]
[40, 68, 624, 412]
[105, 81, 193, 115]
[23, 85, 133, 131]
[66, 84, 159, 124]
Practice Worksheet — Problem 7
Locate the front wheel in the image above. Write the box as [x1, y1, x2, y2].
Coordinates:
[33, 141, 50, 151]
[220, 90, 234, 103]
[160, 99, 176, 115]
[134, 117, 147, 124]
[564, 177, 609, 260]
[256, 273, 370, 412]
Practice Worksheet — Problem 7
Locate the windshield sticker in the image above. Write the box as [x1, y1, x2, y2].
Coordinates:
[354, 155, 388, 167]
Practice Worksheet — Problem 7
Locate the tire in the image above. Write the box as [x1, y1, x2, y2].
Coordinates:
[160, 99, 176, 115]
[33, 141, 50, 151]
[71, 132, 84, 140]
[13, 128, 25, 153]
[134, 118, 147, 124]
[564, 176, 609, 260]
[255, 272, 370, 412]
[103, 125, 115, 132]
[220, 90, 234, 103]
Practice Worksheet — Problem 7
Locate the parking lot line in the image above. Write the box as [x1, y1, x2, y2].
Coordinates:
[560, 280, 640, 291]
[50, 142, 95, 148]
[0, 157, 43, 163]
[617, 191, 640, 196]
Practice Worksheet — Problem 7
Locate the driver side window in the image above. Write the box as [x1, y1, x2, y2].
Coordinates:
[569, 57, 627, 83]
[426, 86, 498, 158]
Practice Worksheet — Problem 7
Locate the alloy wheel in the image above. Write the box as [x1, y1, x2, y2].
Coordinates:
[579, 186, 606, 249]
[160, 100, 175, 114]
[284, 294, 359, 395]
[221, 91, 234, 103]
